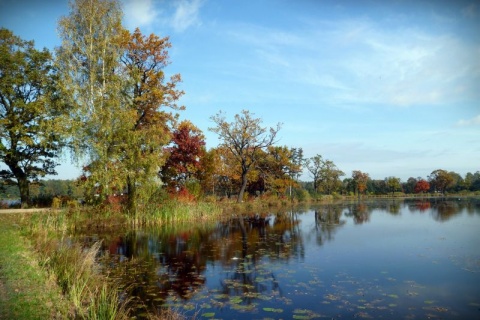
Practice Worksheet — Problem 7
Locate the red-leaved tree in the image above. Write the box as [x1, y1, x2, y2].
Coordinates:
[414, 179, 430, 194]
[161, 120, 206, 193]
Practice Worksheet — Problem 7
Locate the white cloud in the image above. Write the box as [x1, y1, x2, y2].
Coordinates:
[171, 0, 203, 33]
[227, 18, 480, 108]
[456, 114, 480, 126]
[123, 0, 159, 29]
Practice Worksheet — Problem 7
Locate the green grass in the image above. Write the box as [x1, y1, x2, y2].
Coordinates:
[0, 214, 71, 319]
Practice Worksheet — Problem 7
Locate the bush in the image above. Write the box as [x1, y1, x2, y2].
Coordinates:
[295, 189, 311, 202]
[52, 197, 62, 209]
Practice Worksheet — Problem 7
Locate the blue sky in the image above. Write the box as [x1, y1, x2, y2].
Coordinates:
[1, 0, 479, 181]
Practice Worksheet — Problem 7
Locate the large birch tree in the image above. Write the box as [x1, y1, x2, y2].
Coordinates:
[56, 0, 127, 202]
[57, 0, 183, 212]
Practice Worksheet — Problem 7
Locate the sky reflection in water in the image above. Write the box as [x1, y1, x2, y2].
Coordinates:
[94, 198, 480, 319]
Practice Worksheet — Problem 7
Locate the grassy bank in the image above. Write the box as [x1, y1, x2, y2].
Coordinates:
[0, 213, 71, 319]
[3, 201, 212, 319]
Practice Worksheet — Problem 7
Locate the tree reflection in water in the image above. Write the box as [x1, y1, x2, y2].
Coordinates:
[313, 205, 346, 245]
[85, 198, 480, 318]
[99, 211, 308, 316]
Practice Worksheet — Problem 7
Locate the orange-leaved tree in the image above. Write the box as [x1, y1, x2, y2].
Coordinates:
[352, 170, 369, 196]
[119, 27, 184, 213]
[209, 110, 281, 202]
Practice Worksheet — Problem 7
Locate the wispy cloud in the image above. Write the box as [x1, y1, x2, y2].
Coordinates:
[456, 114, 480, 126]
[171, 0, 203, 32]
[123, 0, 159, 29]
[227, 18, 480, 108]
[462, 3, 478, 18]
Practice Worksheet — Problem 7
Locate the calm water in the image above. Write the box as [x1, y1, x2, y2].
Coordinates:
[88, 198, 480, 319]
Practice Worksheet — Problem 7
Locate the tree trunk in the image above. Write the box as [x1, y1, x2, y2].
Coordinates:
[126, 175, 136, 216]
[237, 170, 248, 203]
[6, 161, 30, 208]
[18, 177, 30, 209]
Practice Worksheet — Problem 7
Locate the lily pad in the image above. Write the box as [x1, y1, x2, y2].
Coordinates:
[201, 312, 215, 318]
[263, 307, 284, 313]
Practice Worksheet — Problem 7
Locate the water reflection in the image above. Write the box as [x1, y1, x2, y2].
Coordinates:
[83, 198, 480, 318]
[313, 205, 346, 245]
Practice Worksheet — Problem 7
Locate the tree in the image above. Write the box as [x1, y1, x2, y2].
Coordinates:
[0, 28, 66, 207]
[368, 179, 387, 195]
[288, 148, 304, 181]
[352, 170, 369, 196]
[447, 171, 463, 192]
[209, 110, 281, 202]
[428, 169, 454, 194]
[287, 147, 303, 198]
[403, 177, 418, 194]
[56, 0, 127, 202]
[161, 120, 205, 192]
[471, 171, 480, 191]
[319, 159, 345, 195]
[57, 0, 183, 213]
[256, 146, 300, 196]
[119, 28, 184, 212]
[305, 154, 323, 193]
[414, 179, 430, 194]
[385, 176, 401, 196]
[211, 146, 242, 198]
[197, 148, 221, 196]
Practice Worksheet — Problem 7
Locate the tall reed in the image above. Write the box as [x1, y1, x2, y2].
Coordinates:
[26, 214, 130, 319]
[130, 199, 224, 226]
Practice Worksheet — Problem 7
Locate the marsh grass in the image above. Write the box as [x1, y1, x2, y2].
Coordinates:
[130, 199, 224, 226]
[25, 213, 130, 319]
[20, 200, 220, 319]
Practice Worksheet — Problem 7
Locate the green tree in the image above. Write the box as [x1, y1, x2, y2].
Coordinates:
[0, 29, 66, 208]
[319, 159, 344, 195]
[287, 147, 303, 198]
[403, 177, 418, 194]
[198, 148, 221, 196]
[463, 172, 474, 191]
[447, 171, 463, 192]
[56, 0, 127, 202]
[256, 146, 300, 196]
[57, 1, 183, 213]
[209, 110, 281, 202]
[305, 155, 344, 194]
[385, 176, 401, 196]
[471, 171, 480, 191]
[428, 169, 454, 194]
[305, 154, 323, 193]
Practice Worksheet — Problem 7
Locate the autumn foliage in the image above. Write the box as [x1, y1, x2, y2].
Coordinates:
[414, 179, 430, 194]
[161, 121, 206, 192]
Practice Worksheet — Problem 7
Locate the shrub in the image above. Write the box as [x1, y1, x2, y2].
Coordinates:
[295, 189, 311, 202]
[52, 197, 62, 209]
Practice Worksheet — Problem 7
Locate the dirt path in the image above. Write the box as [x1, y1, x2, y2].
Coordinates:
[0, 208, 56, 214]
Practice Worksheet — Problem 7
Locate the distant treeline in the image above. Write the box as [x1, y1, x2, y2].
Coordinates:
[1, 170, 479, 206]
[1, 179, 83, 204]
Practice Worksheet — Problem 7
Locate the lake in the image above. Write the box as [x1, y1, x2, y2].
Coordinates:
[85, 198, 480, 319]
